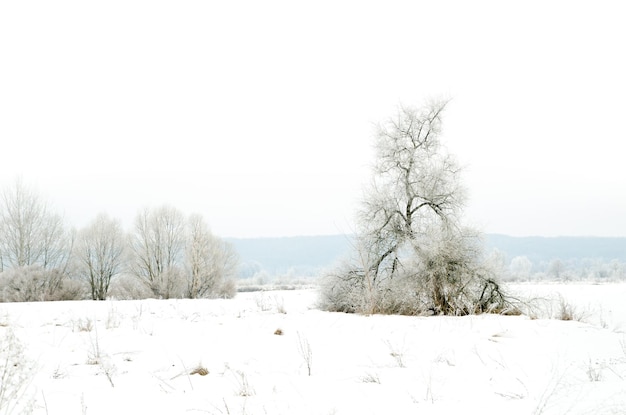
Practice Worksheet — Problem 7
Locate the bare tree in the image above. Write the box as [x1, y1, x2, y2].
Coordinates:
[0, 180, 77, 301]
[129, 206, 186, 298]
[320, 100, 511, 315]
[185, 214, 213, 298]
[75, 214, 126, 300]
[0, 179, 71, 272]
[185, 214, 238, 299]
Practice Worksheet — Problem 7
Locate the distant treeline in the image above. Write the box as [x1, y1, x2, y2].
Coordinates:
[483, 234, 626, 264]
[231, 234, 626, 280]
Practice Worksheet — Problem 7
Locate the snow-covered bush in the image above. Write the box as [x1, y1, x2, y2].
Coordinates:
[0, 265, 86, 302]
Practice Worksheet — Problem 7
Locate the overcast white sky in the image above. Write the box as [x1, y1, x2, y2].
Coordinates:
[1, 1, 625, 238]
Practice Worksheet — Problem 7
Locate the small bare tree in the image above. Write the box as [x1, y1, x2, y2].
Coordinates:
[185, 214, 238, 299]
[320, 100, 511, 315]
[75, 214, 126, 300]
[129, 206, 186, 299]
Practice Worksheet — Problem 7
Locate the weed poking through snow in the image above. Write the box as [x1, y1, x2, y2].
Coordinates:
[0, 330, 35, 414]
[297, 332, 313, 376]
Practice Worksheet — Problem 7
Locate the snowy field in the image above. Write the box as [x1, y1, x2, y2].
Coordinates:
[2, 283, 626, 415]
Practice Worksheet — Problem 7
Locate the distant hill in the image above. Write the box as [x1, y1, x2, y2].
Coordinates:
[227, 235, 354, 278]
[228, 234, 626, 278]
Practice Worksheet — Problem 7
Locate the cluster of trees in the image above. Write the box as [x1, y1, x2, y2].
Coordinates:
[487, 251, 626, 282]
[320, 100, 514, 316]
[0, 180, 237, 302]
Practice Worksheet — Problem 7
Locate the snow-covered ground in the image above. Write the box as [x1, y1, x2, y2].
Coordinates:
[1, 283, 625, 415]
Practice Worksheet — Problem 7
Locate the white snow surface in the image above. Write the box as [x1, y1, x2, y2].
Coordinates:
[1, 283, 626, 415]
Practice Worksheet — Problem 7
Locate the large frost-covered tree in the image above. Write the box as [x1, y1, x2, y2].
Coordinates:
[320, 100, 511, 315]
